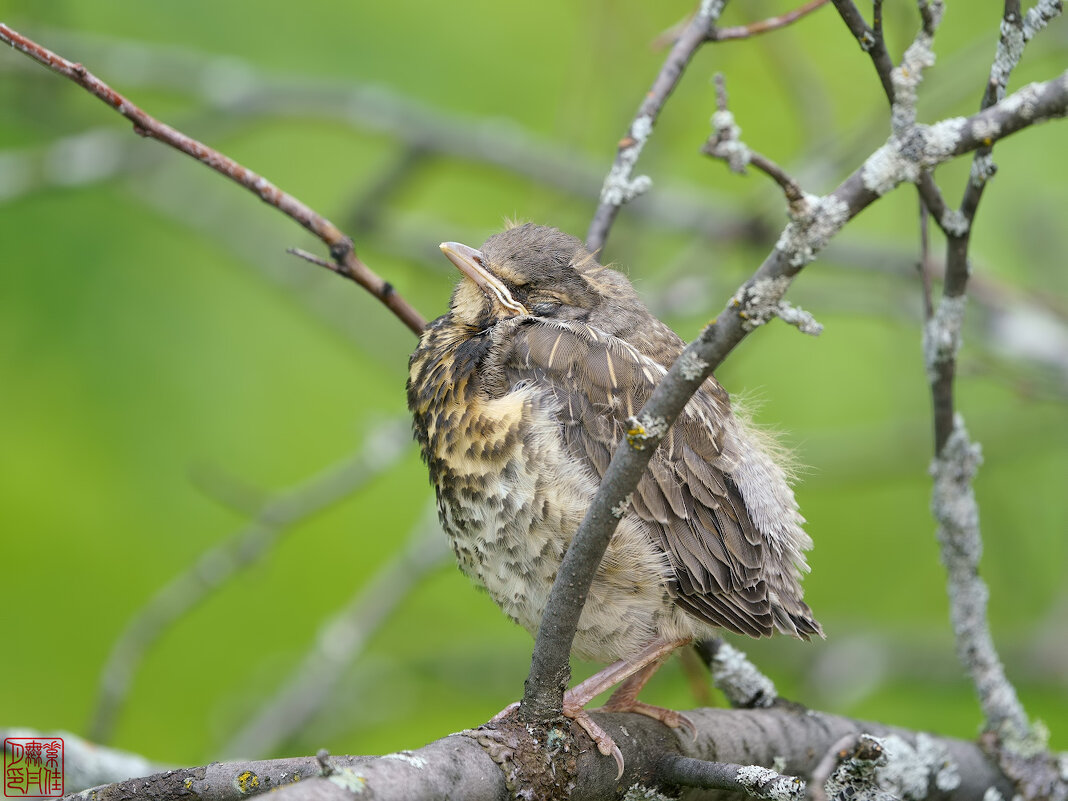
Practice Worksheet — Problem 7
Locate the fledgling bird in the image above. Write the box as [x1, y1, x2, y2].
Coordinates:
[407, 223, 820, 771]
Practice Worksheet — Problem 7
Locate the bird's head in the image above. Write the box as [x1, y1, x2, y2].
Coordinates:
[441, 223, 643, 332]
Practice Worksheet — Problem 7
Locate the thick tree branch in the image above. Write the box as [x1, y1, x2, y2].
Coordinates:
[54, 707, 1013, 801]
[0, 23, 426, 336]
[520, 70, 1068, 724]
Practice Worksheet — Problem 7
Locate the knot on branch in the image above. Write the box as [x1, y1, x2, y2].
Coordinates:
[731, 276, 823, 336]
[821, 733, 961, 801]
[626, 413, 669, 450]
[465, 719, 577, 801]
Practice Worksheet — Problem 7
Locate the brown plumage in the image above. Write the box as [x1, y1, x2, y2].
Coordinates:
[408, 223, 820, 771]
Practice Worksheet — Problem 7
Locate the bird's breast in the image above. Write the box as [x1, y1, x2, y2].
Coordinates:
[408, 320, 690, 662]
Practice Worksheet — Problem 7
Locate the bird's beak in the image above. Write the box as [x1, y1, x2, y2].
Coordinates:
[440, 241, 529, 316]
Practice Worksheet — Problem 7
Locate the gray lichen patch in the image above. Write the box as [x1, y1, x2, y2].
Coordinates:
[735, 765, 805, 801]
[710, 641, 777, 708]
[623, 783, 674, 801]
[708, 109, 751, 173]
[732, 276, 823, 336]
[327, 768, 367, 794]
[677, 349, 710, 381]
[599, 114, 654, 206]
[923, 294, 967, 381]
[774, 194, 849, 267]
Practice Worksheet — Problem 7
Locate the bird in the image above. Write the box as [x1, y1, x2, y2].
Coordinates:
[407, 222, 821, 773]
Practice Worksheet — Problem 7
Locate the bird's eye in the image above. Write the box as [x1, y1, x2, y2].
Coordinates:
[530, 301, 560, 317]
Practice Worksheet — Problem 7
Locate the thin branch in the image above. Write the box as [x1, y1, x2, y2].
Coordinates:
[702, 73, 806, 206]
[0, 29, 754, 245]
[709, 0, 830, 41]
[932, 0, 1062, 451]
[222, 507, 448, 759]
[656, 754, 804, 799]
[0, 23, 426, 336]
[919, 198, 935, 320]
[585, 0, 728, 254]
[89, 423, 411, 743]
[519, 71, 1068, 722]
[808, 734, 864, 801]
[922, 4, 1065, 798]
[829, 0, 895, 101]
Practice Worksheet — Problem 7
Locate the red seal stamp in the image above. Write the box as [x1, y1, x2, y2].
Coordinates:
[3, 738, 63, 798]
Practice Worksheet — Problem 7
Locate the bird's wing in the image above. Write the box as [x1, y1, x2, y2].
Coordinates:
[498, 316, 812, 639]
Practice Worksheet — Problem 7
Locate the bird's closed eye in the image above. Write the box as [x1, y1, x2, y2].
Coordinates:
[530, 301, 561, 316]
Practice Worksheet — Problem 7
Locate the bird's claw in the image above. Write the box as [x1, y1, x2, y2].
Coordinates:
[564, 706, 626, 779]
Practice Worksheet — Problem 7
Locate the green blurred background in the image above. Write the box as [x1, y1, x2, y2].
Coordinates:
[1, 0, 1065, 769]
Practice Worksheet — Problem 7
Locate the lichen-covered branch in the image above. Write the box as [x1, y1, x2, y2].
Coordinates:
[698, 639, 778, 709]
[656, 754, 805, 799]
[585, 0, 727, 254]
[702, 74, 807, 207]
[0, 23, 426, 336]
[918, 5, 1065, 798]
[519, 68, 1067, 728]
[53, 706, 1012, 801]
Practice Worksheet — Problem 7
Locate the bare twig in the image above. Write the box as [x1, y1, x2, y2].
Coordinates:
[222, 507, 448, 759]
[702, 74, 806, 206]
[709, 0, 830, 41]
[829, 0, 895, 100]
[89, 423, 411, 743]
[585, 0, 728, 254]
[0, 23, 426, 336]
[0, 29, 755, 245]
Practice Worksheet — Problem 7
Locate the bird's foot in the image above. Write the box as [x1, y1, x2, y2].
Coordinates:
[601, 697, 698, 741]
[562, 697, 625, 779]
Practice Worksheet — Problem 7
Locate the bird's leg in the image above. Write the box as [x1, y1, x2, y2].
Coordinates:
[561, 637, 692, 778]
[602, 658, 698, 739]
